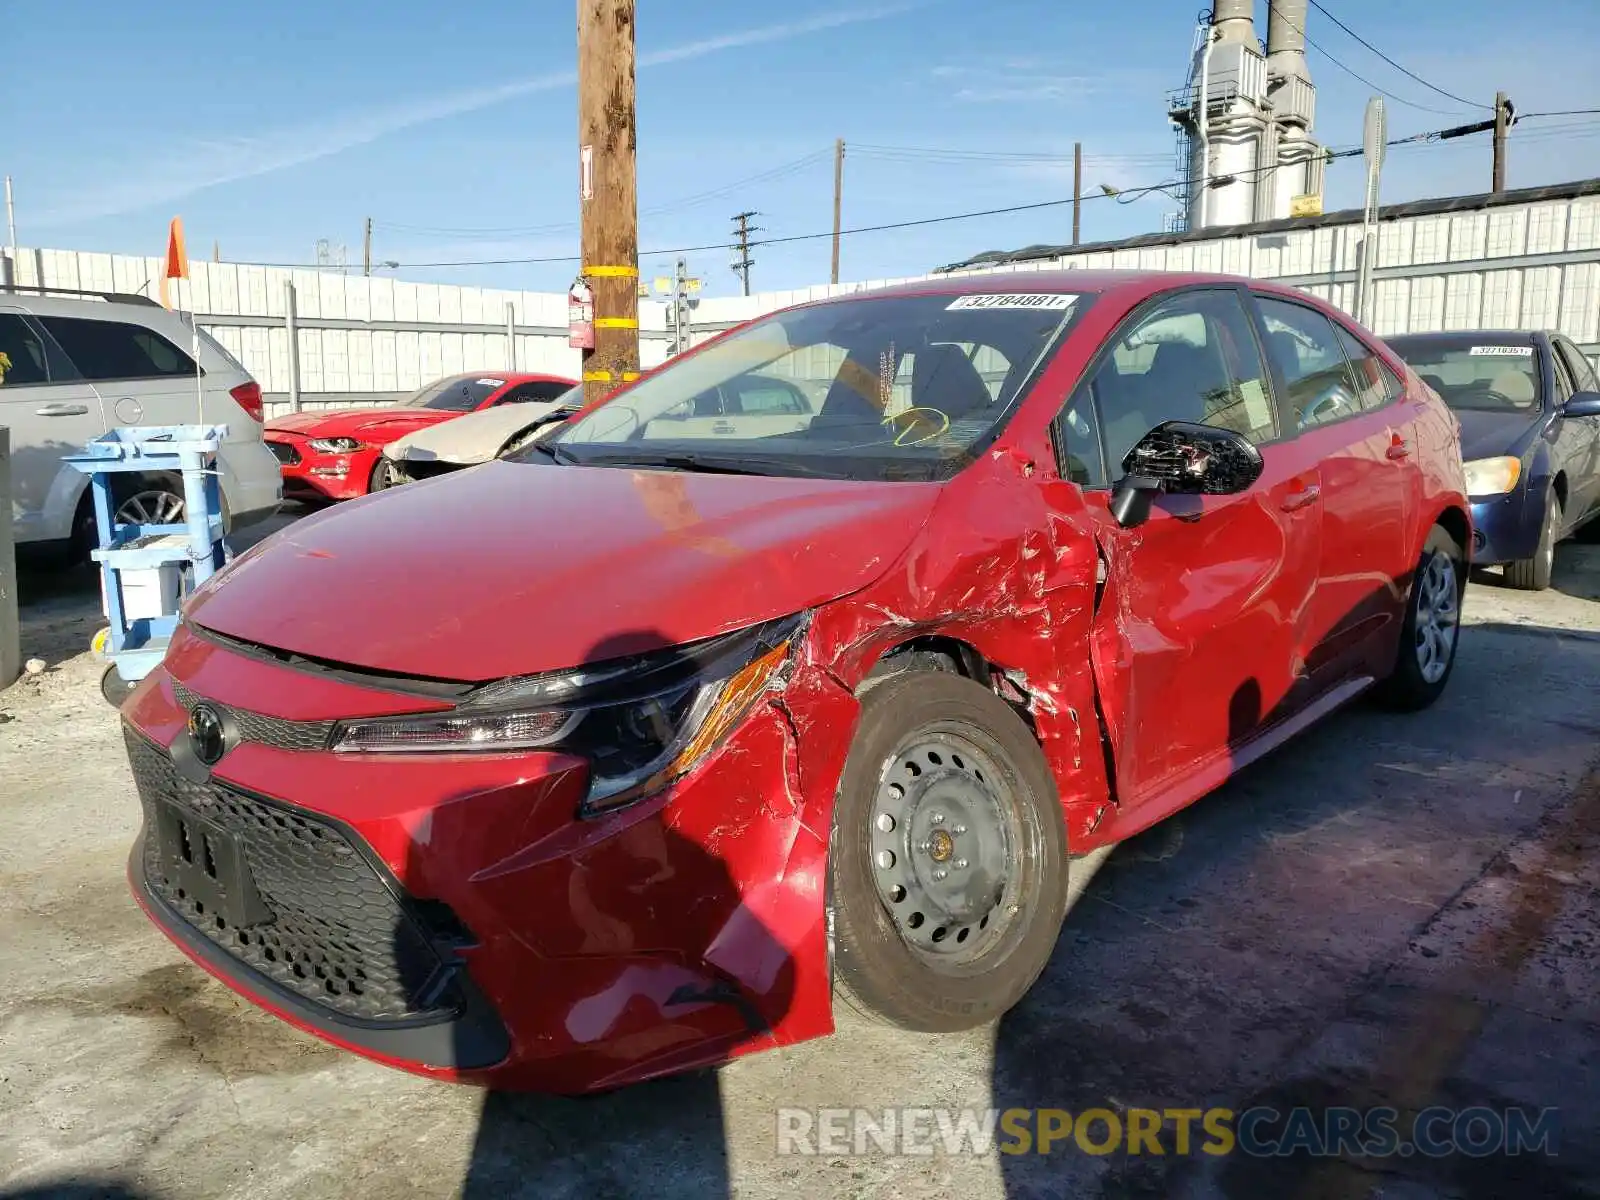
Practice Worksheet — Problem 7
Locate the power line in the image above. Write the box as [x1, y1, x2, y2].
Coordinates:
[374, 149, 831, 240]
[1265, 0, 1472, 117]
[1305, 0, 1492, 110]
[1520, 108, 1600, 119]
[245, 116, 1586, 272]
[851, 143, 1170, 165]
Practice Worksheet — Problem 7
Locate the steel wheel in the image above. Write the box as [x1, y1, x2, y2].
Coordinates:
[1413, 552, 1460, 685]
[869, 727, 1026, 966]
[116, 488, 184, 526]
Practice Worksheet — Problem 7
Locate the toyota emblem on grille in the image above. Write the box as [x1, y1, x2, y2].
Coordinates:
[187, 704, 228, 766]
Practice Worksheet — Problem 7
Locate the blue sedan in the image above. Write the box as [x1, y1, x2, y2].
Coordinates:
[1387, 329, 1600, 590]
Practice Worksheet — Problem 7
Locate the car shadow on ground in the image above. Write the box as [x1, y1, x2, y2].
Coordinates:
[992, 617, 1600, 1200]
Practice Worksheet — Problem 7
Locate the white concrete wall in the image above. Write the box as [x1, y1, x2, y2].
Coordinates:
[6, 247, 675, 418]
[10, 184, 1599, 415]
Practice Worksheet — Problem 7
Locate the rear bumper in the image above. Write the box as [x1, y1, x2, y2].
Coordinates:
[216, 441, 284, 528]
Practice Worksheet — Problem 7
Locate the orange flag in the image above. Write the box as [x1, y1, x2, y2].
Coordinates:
[159, 217, 190, 309]
[165, 217, 189, 279]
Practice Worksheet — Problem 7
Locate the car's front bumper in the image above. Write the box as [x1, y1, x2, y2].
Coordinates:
[263, 434, 378, 502]
[119, 625, 853, 1092]
[1469, 484, 1542, 566]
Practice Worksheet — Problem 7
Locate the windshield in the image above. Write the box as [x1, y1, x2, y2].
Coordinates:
[546, 291, 1093, 481]
[1387, 336, 1543, 412]
[402, 375, 506, 411]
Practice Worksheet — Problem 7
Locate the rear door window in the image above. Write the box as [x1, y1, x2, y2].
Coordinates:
[37, 316, 199, 382]
[1254, 297, 1367, 430]
[1331, 323, 1397, 411]
[0, 313, 53, 386]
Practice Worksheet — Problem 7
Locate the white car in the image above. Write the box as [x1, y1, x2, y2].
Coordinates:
[1, 288, 282, 560]
[382, 386, 581, 483]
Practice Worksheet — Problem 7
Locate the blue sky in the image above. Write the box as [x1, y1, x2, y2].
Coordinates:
[5, 0, 1598, 297]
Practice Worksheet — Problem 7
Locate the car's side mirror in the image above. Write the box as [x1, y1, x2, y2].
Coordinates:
[1108, 421, 1265, 529]
[1562, 390, 1600, 418]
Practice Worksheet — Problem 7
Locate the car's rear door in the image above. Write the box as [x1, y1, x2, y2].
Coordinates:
[1053, 286, 1325, 817]
[1248, 292, 1417, 688]
[33, 313, 204, 432]
[0, 308, 109, 542]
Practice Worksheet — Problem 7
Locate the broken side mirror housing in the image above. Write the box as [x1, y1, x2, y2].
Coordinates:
[1108, 421, 1265, 529]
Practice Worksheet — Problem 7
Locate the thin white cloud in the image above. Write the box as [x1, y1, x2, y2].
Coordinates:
[33, 3, 920, 227]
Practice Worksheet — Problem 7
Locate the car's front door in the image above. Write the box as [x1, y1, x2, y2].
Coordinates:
[1552, 337, 1600, 525]
[1053, 287, 1324, 820]
[0, 309, 108, 543]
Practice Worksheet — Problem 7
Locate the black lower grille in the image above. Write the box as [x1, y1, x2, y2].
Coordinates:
[268, 441, 301, 466]
[124, 726, 465, 1025]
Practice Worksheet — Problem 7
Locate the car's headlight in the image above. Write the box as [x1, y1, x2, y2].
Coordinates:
[1463, 456, 1522, 497]
[309, 437, 365, 453]
[331, 613, 807, 817]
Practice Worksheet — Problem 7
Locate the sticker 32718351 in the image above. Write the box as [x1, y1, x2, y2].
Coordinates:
[1468, 346, 1534, 356]
[946, 294, 1079, 311]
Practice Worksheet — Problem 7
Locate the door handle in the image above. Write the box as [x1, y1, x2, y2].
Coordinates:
[36, 403, 90, 417]
[1386, 436, 1411, 460]
[1281, 485, 1321, 512]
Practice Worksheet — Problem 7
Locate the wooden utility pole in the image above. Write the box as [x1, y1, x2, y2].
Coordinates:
[577, 0, 640, 407]
[363, 217, 373, 276]
[831, 138, 845, 284]
[731, 211, 758, 296]
[1072, 142, 1082, 246]
[1492, 91, 1509, 195]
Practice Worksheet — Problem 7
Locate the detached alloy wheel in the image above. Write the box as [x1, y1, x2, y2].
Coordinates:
[1375, 524, 1465, 711]
[829, 671, 1068, 1032]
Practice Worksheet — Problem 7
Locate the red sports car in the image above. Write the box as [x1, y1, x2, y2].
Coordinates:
[119, 271, 1471, 1095]
[264, 372, 578, 501]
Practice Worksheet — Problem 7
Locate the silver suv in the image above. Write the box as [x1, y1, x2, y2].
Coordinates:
[0, 288, 282, 559]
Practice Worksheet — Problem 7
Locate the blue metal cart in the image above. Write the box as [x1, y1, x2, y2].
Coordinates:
[64, 425, 229, 706]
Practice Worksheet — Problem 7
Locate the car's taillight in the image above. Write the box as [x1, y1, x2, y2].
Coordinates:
[230, 381, 264, 423]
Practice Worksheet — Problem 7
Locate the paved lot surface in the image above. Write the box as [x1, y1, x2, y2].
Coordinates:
[3, 513, 1600, 1200]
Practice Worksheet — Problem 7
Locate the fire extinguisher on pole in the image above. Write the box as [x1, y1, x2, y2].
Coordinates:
[568, 277, 595, 350]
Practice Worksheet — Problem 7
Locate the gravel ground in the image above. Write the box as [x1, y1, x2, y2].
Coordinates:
[3, 520, 1599, 1200]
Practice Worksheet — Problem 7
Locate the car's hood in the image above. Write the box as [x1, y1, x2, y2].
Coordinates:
[1454, 407, 1544, 463]
[186, 460, 940, 681]
[266, 406, 453, 440]
[384, 401, 570, 465]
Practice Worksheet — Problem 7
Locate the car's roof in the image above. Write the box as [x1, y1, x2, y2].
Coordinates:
[824, 268, 1278, 302]
[1386, 329, 1543, 343]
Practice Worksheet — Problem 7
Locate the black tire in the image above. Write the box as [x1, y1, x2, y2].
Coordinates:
[1373, 525, 1465, 712]
[1504, 491, 1560, 591]
[829, 670, 1068, 1033]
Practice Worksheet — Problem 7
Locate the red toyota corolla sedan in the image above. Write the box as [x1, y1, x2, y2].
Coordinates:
[119, 271, 1471, 1094]
[264, 371, 578, 501]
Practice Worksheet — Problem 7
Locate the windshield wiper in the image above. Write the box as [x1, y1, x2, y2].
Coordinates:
[522, 440, 580, 464]
[574, 452, 833, 478]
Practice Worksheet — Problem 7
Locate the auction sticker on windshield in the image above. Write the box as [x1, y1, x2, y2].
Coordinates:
[1467, 346, 1533, 356]
[946, 294, 1079, 311]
